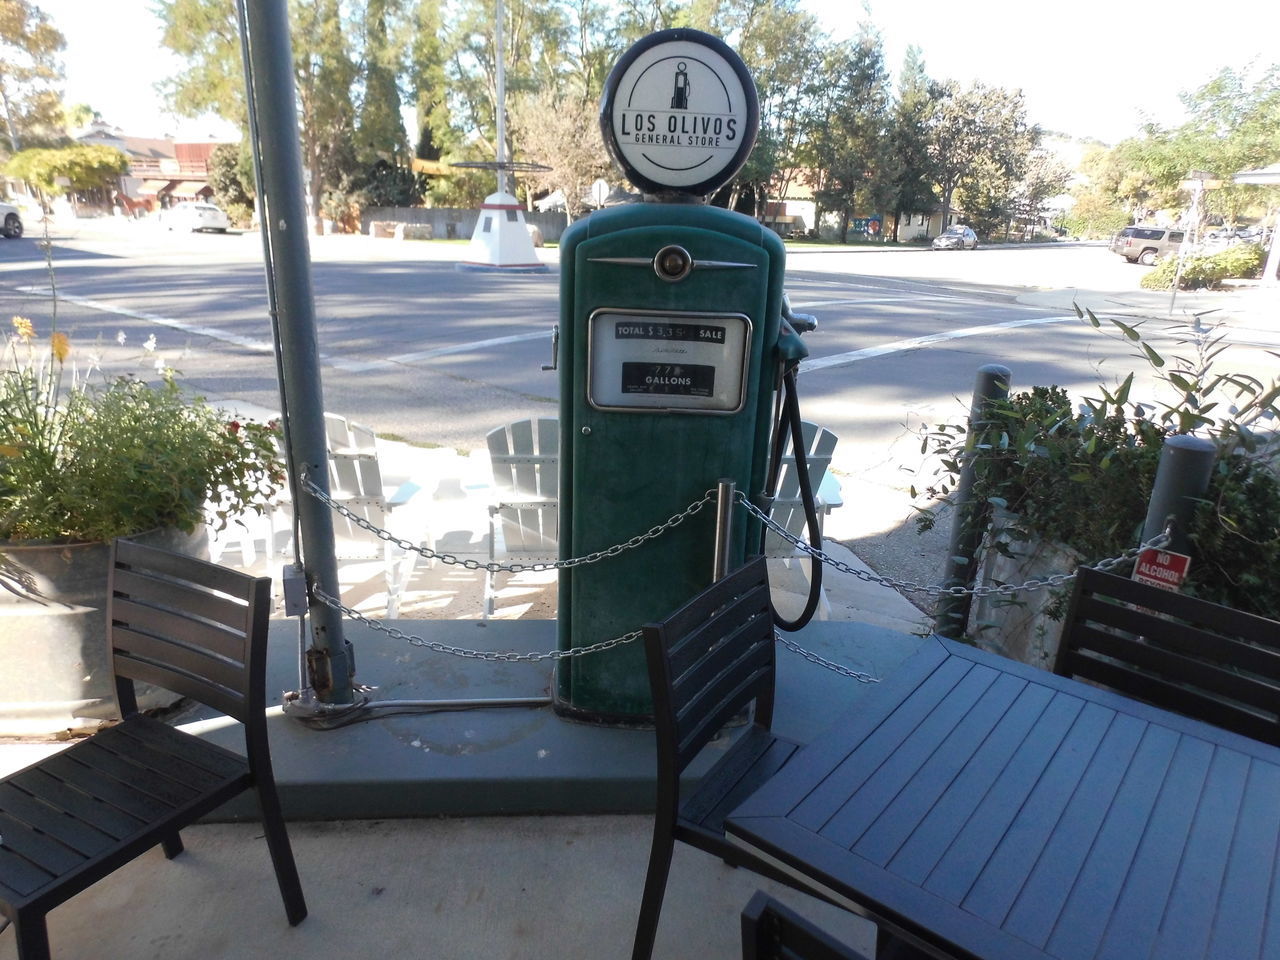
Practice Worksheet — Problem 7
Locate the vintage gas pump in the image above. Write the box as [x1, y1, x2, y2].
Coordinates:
[555, 29, 813, 722]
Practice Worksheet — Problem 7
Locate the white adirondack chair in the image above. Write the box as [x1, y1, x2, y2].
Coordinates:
[322, 413, 426, 618]
[485, 418, 559, 619]
[764, 420, 843, 558]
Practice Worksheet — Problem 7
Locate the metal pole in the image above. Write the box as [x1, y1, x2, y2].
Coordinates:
[933, 364, 1012, 639]
[494, 0, 508, 195]
[1142, 434, 1216, 555]
[241, 0, 353, 703]
[713, 479, 736, 582]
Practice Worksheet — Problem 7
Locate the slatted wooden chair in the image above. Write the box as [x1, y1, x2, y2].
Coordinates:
[485, 417, 558, 619]
[0, 539, 306, 959]
[741, 892, 872, 960]
[1055, 567, 1280, 746]
[632, 556, 816, 960]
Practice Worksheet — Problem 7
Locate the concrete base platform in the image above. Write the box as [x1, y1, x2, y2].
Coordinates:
[136, 617, 924, 821]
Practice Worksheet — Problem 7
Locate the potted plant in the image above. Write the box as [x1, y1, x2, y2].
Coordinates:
[1, 313, 284, 735]
[916, 306, 1280, 664]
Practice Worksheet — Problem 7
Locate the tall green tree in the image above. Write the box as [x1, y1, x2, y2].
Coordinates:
[886, 46, 938, 240]
[0, 0, 65, 151]
[156, 0, 245, 126]
[408, 0, 449, 160]
[728, 0, 825, 218]
[810, 27, 895, 241]
[929, 80, 1034, 231]
[356, 0, 409, 165]
[293, 0, 360, 224]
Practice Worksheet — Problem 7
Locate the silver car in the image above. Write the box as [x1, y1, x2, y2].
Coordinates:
[932, 225, 977, 250]
[0, 201, 23, 238]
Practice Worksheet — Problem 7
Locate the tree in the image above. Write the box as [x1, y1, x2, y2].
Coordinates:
[809, 28, 895, 241]
[5, 143, 128, 210]
[887, 46, 938, 241]
[207, 141, 253, 218]
[356, 0, 410, 165]
[929, 81, 1035, 234]
[439, 0, 568, 184]
[155, 0, 246, 126]
[509, 88, 609, 219]
[728, 0, 826, 219]
[1005, 149, 1070, 238]
[0, 0, 65, 151]
[408, 0, 450, 160]
[293, 0, 360, 227]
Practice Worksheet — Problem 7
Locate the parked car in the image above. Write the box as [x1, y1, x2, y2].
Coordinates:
[160, 201, 230, 233]
[1109, 225, 1184, 265]
[0, 201, 23, 238]
[931, 225, 978, 250]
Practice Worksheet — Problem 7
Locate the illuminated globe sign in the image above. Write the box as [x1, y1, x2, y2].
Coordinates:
[600, 29, 759, 198]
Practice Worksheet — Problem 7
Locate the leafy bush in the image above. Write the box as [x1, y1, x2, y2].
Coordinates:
[1140, 242, 1265, 290]
[223, 202, 253, 228]
[1, 318, 283, 542]
[916, 306, 1280, 618]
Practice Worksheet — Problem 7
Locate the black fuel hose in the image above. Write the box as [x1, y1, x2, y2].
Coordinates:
[765, 367, 824, 631]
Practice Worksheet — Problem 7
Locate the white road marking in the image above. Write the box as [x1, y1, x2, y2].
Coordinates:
[388, 331, 549, 364]
[799, 315, 1076, 373]
[16, 286, 276, 354]
[15, 285, 549, 372]
[17, 284, 1079, 376]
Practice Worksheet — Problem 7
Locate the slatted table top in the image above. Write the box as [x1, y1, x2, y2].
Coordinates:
[727, 637, 1280, 960]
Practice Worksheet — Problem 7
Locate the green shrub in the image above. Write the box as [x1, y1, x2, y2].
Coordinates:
[1140, 242, 1265, 290]
[1, 317, 283, 542]
[916, 306, 1280, 619]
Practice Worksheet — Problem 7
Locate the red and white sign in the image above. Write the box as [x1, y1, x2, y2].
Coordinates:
[1132, 548, 1192, 592]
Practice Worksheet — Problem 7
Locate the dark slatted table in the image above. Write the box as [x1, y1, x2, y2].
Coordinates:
[726, 637, 1280, 960]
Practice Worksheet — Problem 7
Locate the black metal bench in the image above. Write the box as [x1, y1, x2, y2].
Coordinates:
[1056, 567, 1280, 745]
[0, 539, 306, 959]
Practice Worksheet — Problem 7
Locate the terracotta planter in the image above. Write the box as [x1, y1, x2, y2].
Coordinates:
[0, 527, 208, 737]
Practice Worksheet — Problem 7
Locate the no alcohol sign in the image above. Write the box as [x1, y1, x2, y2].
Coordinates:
[599, 29, 759, 197]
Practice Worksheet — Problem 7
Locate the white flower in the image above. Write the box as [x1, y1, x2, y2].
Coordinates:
[154, 357, 166, 373]
[116, 330, 126, 345]
[143, 334, 157, 353]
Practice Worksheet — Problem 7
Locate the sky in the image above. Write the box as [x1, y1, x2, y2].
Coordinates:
[35, 0, 1280, 147]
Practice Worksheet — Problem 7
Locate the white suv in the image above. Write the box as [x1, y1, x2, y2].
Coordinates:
[0, 201, 23, 238]
[160, 201, 230, 233]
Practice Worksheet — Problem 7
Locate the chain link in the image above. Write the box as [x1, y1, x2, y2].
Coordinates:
[774, 633, 879, 683]
[301, 473, 713, 574]
[312, 586, 641, 661]
[313, 586, 879, 683]
[737, 491, 1167, 598]
[300, 474, 1169, 681]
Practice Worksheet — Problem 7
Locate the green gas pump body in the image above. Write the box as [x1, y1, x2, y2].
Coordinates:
[555, 202, 787, 721]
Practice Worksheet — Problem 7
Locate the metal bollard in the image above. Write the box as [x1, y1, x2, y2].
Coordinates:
[1142, 434, 1217, 555]
[713, 479, 736, 582]
[933, 364, 1013, 639]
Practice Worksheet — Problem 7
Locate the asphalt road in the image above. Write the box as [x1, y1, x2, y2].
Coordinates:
[2, 217, 1270, 600]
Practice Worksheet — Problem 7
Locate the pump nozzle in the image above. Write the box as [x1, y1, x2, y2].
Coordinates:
[781, 293, 817, 334]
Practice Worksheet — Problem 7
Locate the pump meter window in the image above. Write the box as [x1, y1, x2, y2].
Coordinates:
[588, 310, 751, 413]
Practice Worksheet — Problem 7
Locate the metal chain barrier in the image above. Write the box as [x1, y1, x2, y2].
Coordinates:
[736, 491, 1168, 599]
[312, 585, 641, 662]
[299, 473, 1165, 681]
[313, 584, 876, 682]
[775, 633, 879, 683]
[301, 473, 713, 573]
